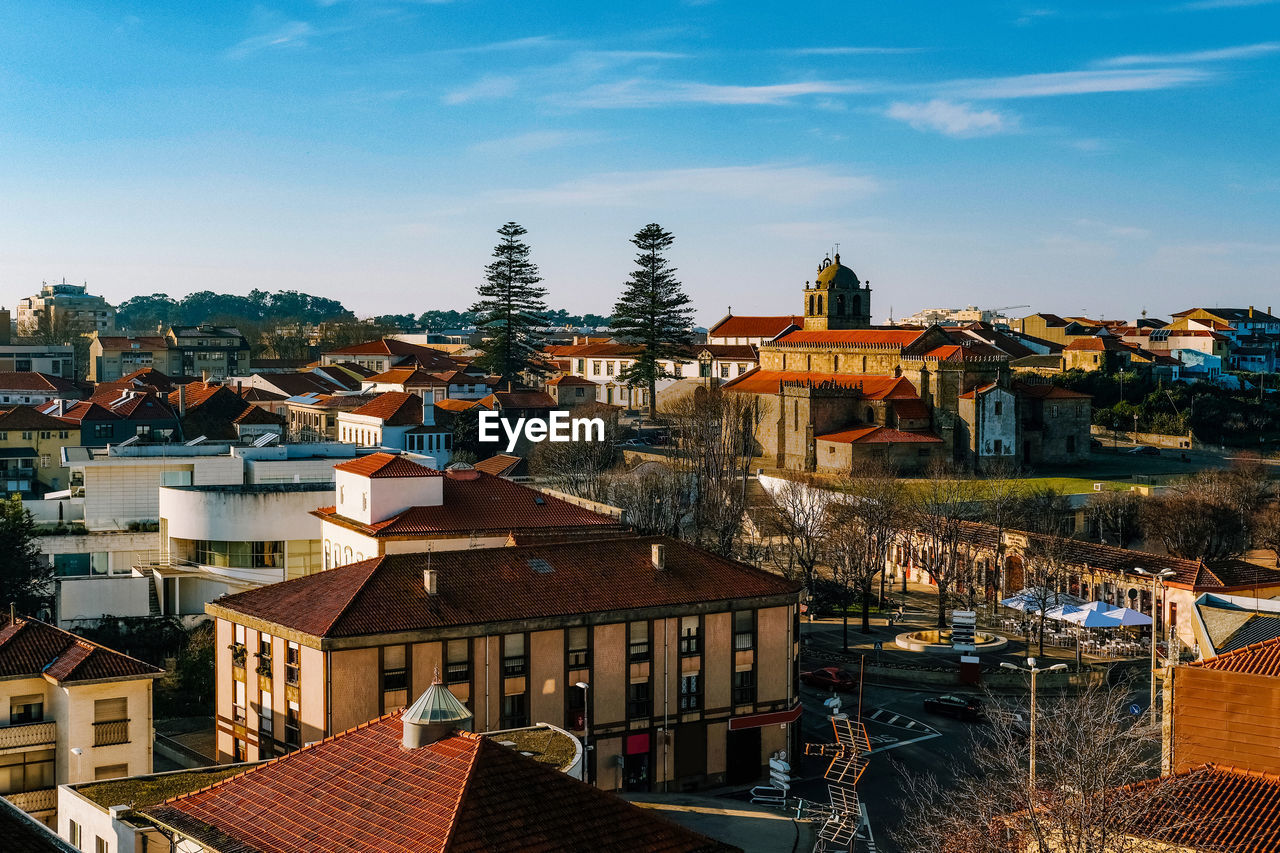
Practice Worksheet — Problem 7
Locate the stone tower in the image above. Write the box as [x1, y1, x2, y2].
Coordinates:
[802, 253, 872, 331]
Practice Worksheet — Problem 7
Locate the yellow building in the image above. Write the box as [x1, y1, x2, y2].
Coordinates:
[0, 407, 81, 495]
[207, 536, 802, 792]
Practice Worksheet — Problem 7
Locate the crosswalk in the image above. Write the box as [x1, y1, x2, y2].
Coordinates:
[865, 707, 927, 731]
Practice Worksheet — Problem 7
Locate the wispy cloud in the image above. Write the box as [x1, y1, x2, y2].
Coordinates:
[572, 79, 869, 108]
[435, 35, 570, 55]
[945, 67, 1212, 98]
[443, 75, 519, 104]
[227, 21, 315, 59]
[1176, 0, 1278, 10]
[487, 164, 879, 207]
[1100, 42, 1280, 65]
[790, 46, 924, 56]
[885, 99, 1014, 137]
[1015, 9, 1058, 26]
[467, 130, 607, 155]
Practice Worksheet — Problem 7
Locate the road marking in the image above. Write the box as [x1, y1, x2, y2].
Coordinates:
[866, 731, 942, 754]
[885, 714, 901, 725]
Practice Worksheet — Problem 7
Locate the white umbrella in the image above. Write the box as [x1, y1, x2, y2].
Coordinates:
[1044, 603, 1084, 622]
[1063, 609, 1124, 628]
[1103, 607, 1153, 626]
[1000, 593, 1040, 612]
[1077, 600, 1113, 612]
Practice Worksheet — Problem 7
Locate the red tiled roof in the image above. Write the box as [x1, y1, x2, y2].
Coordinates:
[473, 453, 524, 477]
[211, 537, 798, 639]
[0, 615, 162, 684]
[546, 375, 597, 386]
[920, 342, 1009, 361]
[707, 314, 803, 339]
[1121, 765, 1280, 852]
[1190, 636, 1280, 676]
[893, 399, 931, 420]
[722, 370, 919, 400]
[773, 328, 925, 347]
[435, 398, 480, 412]
[479, 390, 558, 410]
[816, 426, 943, 444]
[316, 472, 619, 538]
[42, 401, 120, 422]
[1012, 381, 1091, 400]
[326, 338, 458, 371]
[94, 336, 168, 351]
[333, 452, 441, 478]
[144, 718, 735, 853]
[347, 391, 424, 426]
[699, 344, 759, 360]
[1065, 336, 1127, 351]
[0, 372, 82, 393]
[365, 367, 449, 387]
[0, 405, 82, 431]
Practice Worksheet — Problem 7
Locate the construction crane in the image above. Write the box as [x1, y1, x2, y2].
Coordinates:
[987, 304, 1030, 314]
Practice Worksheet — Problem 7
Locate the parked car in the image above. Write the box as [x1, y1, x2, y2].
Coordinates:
[923, 694, 984, 721]
[800, 666, 859, 693]
[617, 438, 647, 447]
[1127, 445, 1161, 456]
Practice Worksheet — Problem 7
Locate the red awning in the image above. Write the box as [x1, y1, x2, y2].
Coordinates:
[728, 704, 802, 731]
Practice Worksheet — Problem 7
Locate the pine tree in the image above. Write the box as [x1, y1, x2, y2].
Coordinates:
[0, 494, 51, 616]
[471, 222, 548, 380]
[611, 223, 695, 417]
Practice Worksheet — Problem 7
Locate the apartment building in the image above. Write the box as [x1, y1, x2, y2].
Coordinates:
[88, 326, 250, 383]
[0, 407, 80, 495]
[334, 391, 454, 464]
[0, 614, 161, 827]
[207, 536, 802, 792]
[16, 282, 116, 338]
[0, 344, 76, 379]
[316, 453, 623, 567]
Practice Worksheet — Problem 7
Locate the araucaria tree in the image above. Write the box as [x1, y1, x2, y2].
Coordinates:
[471, 222, 548, 380]
[611, 223, 695, 418]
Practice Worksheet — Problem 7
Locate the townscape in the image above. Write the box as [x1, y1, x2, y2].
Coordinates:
[5, 3, 1280, 852]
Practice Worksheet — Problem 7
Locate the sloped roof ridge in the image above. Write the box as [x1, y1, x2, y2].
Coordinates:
[1188, 635, 1280, 670]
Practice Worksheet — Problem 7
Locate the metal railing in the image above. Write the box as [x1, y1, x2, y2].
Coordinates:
[0, 720, 56, 751]
[93, 718, 130, 747]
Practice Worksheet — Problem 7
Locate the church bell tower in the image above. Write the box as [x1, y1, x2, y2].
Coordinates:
[803, 253, 872, 331]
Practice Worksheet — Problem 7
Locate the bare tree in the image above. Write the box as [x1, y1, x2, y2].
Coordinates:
[894, 682, 1198, 853]
[974, 459, 1027, 603]
[908, 460, 982, 629]
[605, 463, 691, 538]
[528, 403, 622, 502]
[663, 387, 760, 556]
[825, 461, 906, 641]
[1085, 488, 1143, 549]
[1255, 503, 1280, 567]
[757, 473, 832, 588]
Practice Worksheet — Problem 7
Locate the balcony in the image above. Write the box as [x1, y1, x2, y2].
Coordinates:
[93, 718, 130, 747]
[5, 787, 56, 814]
[0, 721, 56, 753]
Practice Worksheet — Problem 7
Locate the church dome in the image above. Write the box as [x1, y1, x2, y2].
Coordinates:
[815, 253, 861, 288]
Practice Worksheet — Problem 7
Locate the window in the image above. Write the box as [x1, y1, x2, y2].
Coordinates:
[9, 695, 42, 725]
[720, 364, 730, 378]
[606, 361, 615, 376]
[233, 680, 247, 725]
[0, 748, 54, 794]
[628, 621, 650, 662]
[994, 401, 1003, 416]
[233, 739, 247, 762]
[501, 694, 528, 728]
[285, 642, 301, 685]
[679, 674, 701, 711]
[21, 431, 31, 440]
[733, 669, 756, 705]
[93, 697, 129, 746]
[592, 360, 602, 375]
[628, 681, 651, 718]
[93, 423, 112, 439]
[993, 439, 1003, 455]
[39, 431, 50, 440]
[738, 363, 749, 376]
[285, 701, 301, 749]
[576, 358, 585, 372]
[95, 836, 109, 853]
[94, 764, 128, 781]
[503, 633, 526, 677]
[382, 644, 408, 691]
[733, 611, 755, 651]
[259, 690, 274, 739]
[160, 470, 192, 487]
[568, 626, 590, 669]
[69, 821, 81, 847]
[446, 639, 470, 684]
[574, 387, 585, 399]
[59, 430, 68, 439]
[680, 616, 700, 655]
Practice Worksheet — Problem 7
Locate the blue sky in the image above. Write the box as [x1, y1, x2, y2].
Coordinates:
[1, 1, 1278, 325]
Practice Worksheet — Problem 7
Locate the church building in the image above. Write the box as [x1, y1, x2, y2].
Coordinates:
[724, 253, 1091, 473]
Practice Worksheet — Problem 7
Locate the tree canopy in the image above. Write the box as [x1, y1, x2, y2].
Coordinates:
[116, 289, 355, 332]
[470, 221, 549, 379]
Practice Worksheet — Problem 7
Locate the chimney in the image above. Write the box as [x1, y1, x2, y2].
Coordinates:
[236, 380, 243, 398]
[651, 543, 665, 570]
[202, 369, 209, 383]
[424, 569, 438, 595]
[1250, 306, 1254, 318]
[178, 385, 187, 417]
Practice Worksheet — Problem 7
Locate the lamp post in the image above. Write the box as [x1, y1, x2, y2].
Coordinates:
[1001, 658, 1068, 798]
[574, 681, 591, 784]
[1134, 567, 1177, 723]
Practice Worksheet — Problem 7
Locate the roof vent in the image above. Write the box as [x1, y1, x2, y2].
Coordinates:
[652, 543, 665, 570]
[424, 569, 438, 595]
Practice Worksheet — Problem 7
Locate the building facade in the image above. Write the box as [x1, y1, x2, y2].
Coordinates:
[16, 282, 116, 338]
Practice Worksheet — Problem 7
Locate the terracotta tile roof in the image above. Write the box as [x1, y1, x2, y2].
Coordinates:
[0, 797, 79, 852]
[546, 375, 597, 386]
[816, 426, 944, 444]
[365, 367, 449, 387]
[287, 393, 377, 411]
[334, 451, 442, 478]
[473, 453, 524, 477]
[42, 401, 121, 422]
[773, 328, 926, 347]
[722, 370, 919, 399]
[920, 342, 1009, 361]
[957, 382, 1000, 399]
[435, 398, 479, 413]
[0, 405, 81, 431]
[257, 371, 341, 396]
[94, 336, 168, 351]
[0, 615, 162, 684]
[1065, 336, 1127, 351]
[1122, 765, 1280, 852]
[1189, 636, 1280, 676]
[1012, 381, 1091, 400]
[211, 537, 798, 640]
[347, 391, 424, 425]
[144, 717, 736, 853]
[893, 399, 931, 420]
[479, 390, 558, 410]
[0, 372, 82, 393]
[326, 338, 458, 371]
[315, 472, 620, 539]
[707, 314, 803, 339]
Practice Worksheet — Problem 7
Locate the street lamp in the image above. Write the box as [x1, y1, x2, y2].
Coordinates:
[574, 681, 591, 784]
[1134, 567, 1177, 723]
[1001, 658, 1068, 798]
